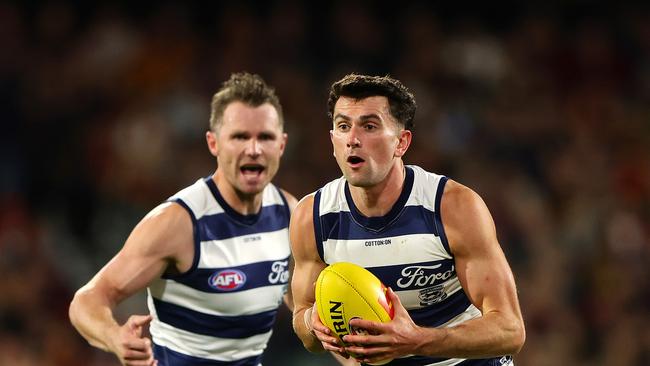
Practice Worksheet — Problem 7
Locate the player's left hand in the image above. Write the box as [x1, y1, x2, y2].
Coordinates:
[342, 288, 424, 364]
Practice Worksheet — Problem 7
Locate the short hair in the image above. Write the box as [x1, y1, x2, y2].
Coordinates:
[327, 74, 417, 130]
[209, 72, 283, 131]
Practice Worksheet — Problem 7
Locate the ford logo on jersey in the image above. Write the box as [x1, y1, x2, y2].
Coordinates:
[396, 263, 455, 289]
[208, 269, 247, 291]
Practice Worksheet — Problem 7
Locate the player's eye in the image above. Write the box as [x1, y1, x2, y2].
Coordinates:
[232, 133, 249, 140]
[364, 124, 377, 131]
[337, 123, 350, 131]
[258, 133, 276, 141]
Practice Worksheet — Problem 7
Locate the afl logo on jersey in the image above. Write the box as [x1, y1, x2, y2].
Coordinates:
[208, 269, 247, 291]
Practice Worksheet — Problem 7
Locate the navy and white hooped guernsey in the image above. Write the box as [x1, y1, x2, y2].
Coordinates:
[147, 176, 291, 366]
[314, 165, 513, 366]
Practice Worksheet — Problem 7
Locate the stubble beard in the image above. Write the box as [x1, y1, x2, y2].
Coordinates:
[343, 168, 376, 188]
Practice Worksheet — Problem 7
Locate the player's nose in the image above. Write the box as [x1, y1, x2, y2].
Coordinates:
[346, 126, 361, 148]
[245, 138, 262, 156]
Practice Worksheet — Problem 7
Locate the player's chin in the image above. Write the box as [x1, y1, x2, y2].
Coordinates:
[241, 184, 266, 196]
[234, 178, 265, 193]
[345, 175, 374, 188]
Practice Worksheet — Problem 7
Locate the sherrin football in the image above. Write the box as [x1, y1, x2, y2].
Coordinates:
[315, 262, 395, 365]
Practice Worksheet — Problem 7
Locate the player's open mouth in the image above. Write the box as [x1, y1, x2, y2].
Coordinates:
[347, 156, 365, 167]
[240, 164, 265, 176]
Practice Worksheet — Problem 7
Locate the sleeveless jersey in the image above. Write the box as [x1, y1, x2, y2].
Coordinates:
[147, 176, 291, 366]
[313, 165, 513, 366]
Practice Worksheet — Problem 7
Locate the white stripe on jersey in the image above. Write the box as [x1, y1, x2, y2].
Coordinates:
[148, 318, 270, 361]
[171, 181, 225, 217]
[404, 171, 438, 212]
[198, 228, 290, 269]
[148, 281, 286, 317]
[317, 180, 350, 215]
[322, 233, 452, 267]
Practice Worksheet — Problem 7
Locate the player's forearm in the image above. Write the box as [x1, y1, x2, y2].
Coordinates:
[292, 307, 325, 353]
[69, 286, 119, 352]
[418, 311, 525, 358]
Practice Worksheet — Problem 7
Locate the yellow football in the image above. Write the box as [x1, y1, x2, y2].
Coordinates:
[315, 262, 394, 365]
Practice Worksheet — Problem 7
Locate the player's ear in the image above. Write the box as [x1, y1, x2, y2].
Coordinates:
[279, 132, 288, 156]
[206, 130, 219, 157]
[394, 129, 412, 158]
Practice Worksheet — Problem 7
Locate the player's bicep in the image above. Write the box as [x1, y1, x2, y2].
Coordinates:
[443, 182, 519, 314]
[86, 203, 191, 304]
[454, 239, 518, 315]
[289, 195, 326, 311]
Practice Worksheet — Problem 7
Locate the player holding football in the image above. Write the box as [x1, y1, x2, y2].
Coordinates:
[290, 74, 525, 365]
[69, 73, 297, 366]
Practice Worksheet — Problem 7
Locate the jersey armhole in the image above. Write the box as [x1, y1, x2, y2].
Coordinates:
[312, 190, 325, 262]
[275, 185, 291, 220]
[162, 198, 201, 279]
[434, 176, 452, 257]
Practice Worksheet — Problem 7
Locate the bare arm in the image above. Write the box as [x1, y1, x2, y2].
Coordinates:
[69, 202, 192, 365]
[416, 180, 525, 357]
[289, 195, 327, 352]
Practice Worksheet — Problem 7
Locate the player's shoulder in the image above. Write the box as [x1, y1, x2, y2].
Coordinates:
[289, 193, 319, 259]
[443, 178, 475, 198]
[289, 193, 317, 230]
[141, 201, 193, 233]
[441, 179, 496, 254]
[293, 193, 316, 219]
[441, 179, 486, 216]
[126, 201, 193, 259]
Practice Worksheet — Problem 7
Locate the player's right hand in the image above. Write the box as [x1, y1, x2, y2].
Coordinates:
[109, 314, 157, 366]
[309, 303, 349, 359]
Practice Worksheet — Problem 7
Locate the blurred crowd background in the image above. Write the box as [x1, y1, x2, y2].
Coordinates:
[1, 1, 649, 365]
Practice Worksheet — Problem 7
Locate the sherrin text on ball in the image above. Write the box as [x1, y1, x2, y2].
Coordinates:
[315, 262, 394, 365]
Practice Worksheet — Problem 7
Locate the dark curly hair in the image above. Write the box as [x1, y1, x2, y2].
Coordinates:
[209, 72, 283, 131]
[327, 74, 416, 130]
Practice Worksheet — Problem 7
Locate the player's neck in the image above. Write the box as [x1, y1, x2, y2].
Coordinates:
[213, 173, 263, 215]
[349, 161, 405, 217]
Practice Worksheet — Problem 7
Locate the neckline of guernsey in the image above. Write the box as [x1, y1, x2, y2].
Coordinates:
[343, 165, 414, 232]
[204, 176, 262, 226]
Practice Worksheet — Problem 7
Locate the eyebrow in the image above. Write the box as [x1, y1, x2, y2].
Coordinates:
[229, 130, 278, 137]
[333, 113, 382, 121]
